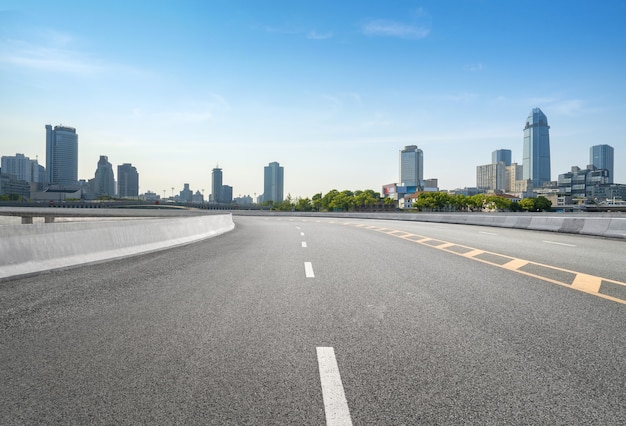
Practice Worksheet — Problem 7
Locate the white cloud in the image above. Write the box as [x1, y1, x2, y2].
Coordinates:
[465, 63, 485, 72]
[307, 30, 334, 40]
[0, 39, 101, 73]
[362, 19, 430, 39]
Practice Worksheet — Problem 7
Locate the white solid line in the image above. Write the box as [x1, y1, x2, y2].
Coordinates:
[305, 262, 315, 278]
[316, 347, 353, 426]
[479, 231, 498, 235]
[302, 241, 308, 248]
[543, 240, 576, 247]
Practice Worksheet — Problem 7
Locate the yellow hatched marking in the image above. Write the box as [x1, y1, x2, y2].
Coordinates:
[340, 222, 626, 305]
[502, 258, 529, 271]
[436, 243, 456, 249]
[461, 249, 484, 258]
[571, 274, 602, 293]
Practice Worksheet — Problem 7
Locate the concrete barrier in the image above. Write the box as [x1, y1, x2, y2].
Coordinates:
[233, 210, 626, 239]
[0, 214, 234, 280]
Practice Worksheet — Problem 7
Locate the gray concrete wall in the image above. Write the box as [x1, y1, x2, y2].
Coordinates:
[0, 214, 234, 280]
[233, 211, 626, 239]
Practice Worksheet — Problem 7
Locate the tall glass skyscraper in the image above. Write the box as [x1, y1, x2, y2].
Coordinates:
[492, 149, 512, 166]
[211, 166, 223, 203]
[590, 144, 614, 183]
[522, 108, 551, 188]
[263, 161, 284, 204]
[46, 124, 78, 187]
[399, 145, 423, 187]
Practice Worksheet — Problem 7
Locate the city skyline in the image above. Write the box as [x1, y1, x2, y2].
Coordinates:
[2, 1, 625, 197]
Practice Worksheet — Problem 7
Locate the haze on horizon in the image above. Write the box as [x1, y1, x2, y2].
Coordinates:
[1, 0, 625, 199]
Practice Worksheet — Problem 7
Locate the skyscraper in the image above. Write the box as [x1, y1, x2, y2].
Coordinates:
[94, 155, 115, 197]
[263, 161, 284, 204]
[46, 124, 78, 187]
[117, 163, 139, 197]
[399, 145, 423, 188]
[492, 149, 512, 166]
[590, 144, 614, 184]
[211, 166, 223, 203]
[522, 108, 551, 188]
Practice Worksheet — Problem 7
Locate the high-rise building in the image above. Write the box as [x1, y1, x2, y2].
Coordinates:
[492, 149, 512, 166]
[263, 161, 284, 204]
[522, 108, 551, 188]
[211, 166, 223, 203]
[476, 162, 507, 192]
[221, 185, 233, 204]
[179, 183, 193, 202]
[117, 163, 139, 197]
[590, 144, 614, 184]
[1, 153, 42, 183]
[399, 145, 423, 187]
[93, 155, 115, 197]
[46, 124, 78, 187]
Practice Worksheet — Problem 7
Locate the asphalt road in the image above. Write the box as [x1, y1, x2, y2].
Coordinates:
[1, 216, 625, 425]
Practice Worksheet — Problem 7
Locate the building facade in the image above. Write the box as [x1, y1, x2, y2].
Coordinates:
[93, 155, 116, 197]
[399, 145, 423, 188]
[46, 124, 78, 187]
[557, 165, 610, 199]
[211, 166, 223, 203]
[263, 161, 284, 204]
[117, 163, 139, 197]
[179, 183, 193, 202]
[476, 162, 506, 192]
[492, 149, 512, 166]
[522, 108, 551, 188]
[1, 153, 42, 184]
[590, 144, 614, 184]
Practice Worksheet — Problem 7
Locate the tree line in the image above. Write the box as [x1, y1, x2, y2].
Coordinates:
[264, 190, 552, 212]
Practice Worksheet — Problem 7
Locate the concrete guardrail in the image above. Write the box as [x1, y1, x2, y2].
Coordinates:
[0, 213, 234, 281]
[232, 211, 626, 239]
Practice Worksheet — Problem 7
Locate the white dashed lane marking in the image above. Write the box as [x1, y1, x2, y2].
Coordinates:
[305, 262, 315, 278]
[316, 347, 353, 426]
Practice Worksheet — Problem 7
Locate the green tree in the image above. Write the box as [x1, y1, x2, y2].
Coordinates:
[519, 198, 536, 211]
[312, 193, 323, 211]
[535, 196, 552, 211]
[295, 197, 312, 211]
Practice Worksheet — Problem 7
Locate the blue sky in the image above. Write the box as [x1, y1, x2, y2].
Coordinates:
[1, 0, 625, 199]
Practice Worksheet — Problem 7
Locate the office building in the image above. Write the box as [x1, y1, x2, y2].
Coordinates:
[211, 166, 223, 203]
[476, 163, 506, 192]
[179, 183, 193, 202]
[263, 161, 284, 204]
[590, 145, 614, 184]
[399, 145, 423, 187]
[492, 149, 512, 166]
[557, 165, 609, 199]
[117, 163, 139, 197]
[221, 185, 233, 204]
[522, 108, 551, 188]
[93, 155, 115, 197]
[46, 124, 78, 187]
[1, 153, 42, 184]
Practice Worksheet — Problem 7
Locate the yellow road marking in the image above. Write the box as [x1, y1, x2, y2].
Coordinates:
[571, 274, 602, 293]
[343, 223, 626, 306]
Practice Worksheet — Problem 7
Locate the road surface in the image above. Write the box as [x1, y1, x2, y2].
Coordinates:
[1, 216, 625, 424]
